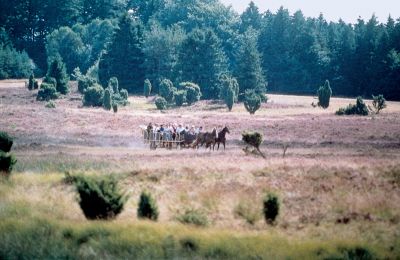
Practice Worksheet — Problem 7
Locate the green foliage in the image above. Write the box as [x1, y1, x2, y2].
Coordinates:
[178, 28, 228, 99]
[159, 79, 176, 103]
[33, 81, 39, 90]
[155, 97, 167, 110]
[176, 208, 209, 227]
[263, 192, 280, 225]
[336, 97, 369, 116]
[28, 74, 35, 90]
[112, 103, 118, 113]
[47, 56, 69, 94]
[144, 79, 152, 97]
[174, 90, 186, 107]
[120, 89, 129, 101]
[372, 94, 387, 114]
[0, 29, 33, 80]
[317, 80, 332, 109]
[244, 89, 261, 115]
[234, 200, 261, 225]
[43, 76, 57, 88]
[98, 13, 145, 92]
[103, 88, 112, 110]
[108, 77, 119, 93]
[72, 174, 128, 220]
[236, 28, 266, 99]
[37, 83, 58, 101]
[180, 82, 202, 105]
[78, 76, 97, 93]
[137, 191, 159, 221]
[242, 131, 263, 149]
[0, 151, 17, 175]
[83, 84, 104, 107]
[0, 131, 13, 152]
[45, 101, 56, 109]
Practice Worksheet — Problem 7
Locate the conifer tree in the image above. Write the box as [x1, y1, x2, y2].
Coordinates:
[98, 13, 145, 93]
[47, 56, 69, 94]
[317, 80, 332, 109]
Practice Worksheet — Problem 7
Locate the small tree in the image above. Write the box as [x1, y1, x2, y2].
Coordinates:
[137, 191, 159, 221]
[263, 192, 280, 225]
[144, 79, 152, 98]
[0, 152, 17, 176]
[175, 90, 186, 107]
[47, 56, 69, 94]
[225, 86, 235, 111]
[372, 94, 386, 114]
[28, 73, 35, 90]
[155, 96, 167, 110]
[103, 88, 112, 110]
[108, 77, 119, 93]
[72, 174, 128, 220]
[180, 82, 202, 105]
[244, 89, 261, 115]
[317, 80, 332, 109]
[83, 84, 104, 107]
[78, 76, 97, 93]
[43, 76, 57, 88]
[159, 79, 175, 103]
[242, 131, 265, 158]
[37, 83, 58, 101]
[0, 131, 13, 152]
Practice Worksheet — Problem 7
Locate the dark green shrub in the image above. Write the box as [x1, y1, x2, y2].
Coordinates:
[176, 208, 208, 227]
[37, 83, 58, 101]
[47, 56, 69, 94]
[175, 90, 186, 107]
[144, 79, 152, 98]
[28, 73, 35, 90]
[33, 81, 39, 89]
[108, 77, 119, 93]
[112, 103, 118, 113]
[317, 80, 332, 109]
[137, 191, 159, 221]
[72, 174, 128, 220]
[159, 79, 176, 103]
[43, 76, 57, 88]
[180, 82, 201, 105]
[336, 97, 369, 116]
[263, 192, 280, 225]
[155, 97, 167, 110]
[244, 89, 261, 115]
[103, 88, 112, 110]
[225, 86, 235, 111]
[78, 76, 97, 93]
[242, 131, 265, 158]
[83, 84, 104, 107]
[338, 246, 374, 260]
[0, 151, 17, 175]
[372, 94, 386, 114]
[0, 131, 13, 152]
[45, 100, 56, 109]
[120, 89, 128, 101]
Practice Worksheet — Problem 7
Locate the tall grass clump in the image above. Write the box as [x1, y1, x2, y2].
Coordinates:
[137, 191, 159, 221]
[71, 174, 128, 220]
[234, 200, 261, 225]
[176, 208, 209, 227]
[263, 192, 280, 225]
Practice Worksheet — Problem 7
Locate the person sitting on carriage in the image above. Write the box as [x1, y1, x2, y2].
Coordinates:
[195, 126, 203, 135]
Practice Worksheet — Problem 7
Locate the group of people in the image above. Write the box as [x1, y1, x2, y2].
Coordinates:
[146, 123, 204, 142]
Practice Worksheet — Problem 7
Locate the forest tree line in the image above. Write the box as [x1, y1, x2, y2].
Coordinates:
[1, 0, 399, 100]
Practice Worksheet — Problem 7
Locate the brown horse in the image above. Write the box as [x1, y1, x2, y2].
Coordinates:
[204, 128, 217, 150]
[214, 126, 230, 150]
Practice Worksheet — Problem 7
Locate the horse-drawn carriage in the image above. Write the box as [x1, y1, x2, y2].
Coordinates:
[139, 125, 230, 150]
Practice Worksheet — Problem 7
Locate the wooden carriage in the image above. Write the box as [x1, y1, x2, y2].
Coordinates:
[139, 125, 196, 150]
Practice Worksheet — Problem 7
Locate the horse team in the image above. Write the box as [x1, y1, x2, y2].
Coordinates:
[142, 123, 230, 150]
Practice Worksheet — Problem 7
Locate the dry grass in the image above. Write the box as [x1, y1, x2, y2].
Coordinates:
[1, 80, 400, 257]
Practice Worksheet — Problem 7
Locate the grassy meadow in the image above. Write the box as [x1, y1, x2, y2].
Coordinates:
[1, 80, 400, 259]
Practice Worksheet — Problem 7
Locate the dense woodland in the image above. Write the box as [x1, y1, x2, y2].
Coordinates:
[1, 0, 399, 100]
